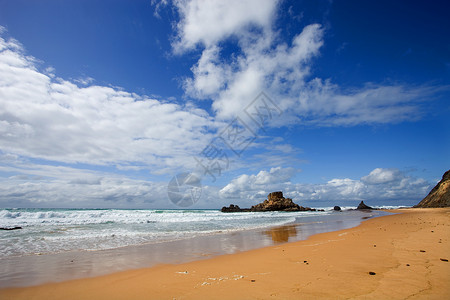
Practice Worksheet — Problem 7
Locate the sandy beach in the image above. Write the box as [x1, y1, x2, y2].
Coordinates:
[1, 208, 449, 299]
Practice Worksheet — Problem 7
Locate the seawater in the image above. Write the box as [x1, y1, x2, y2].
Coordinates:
[1, 208, 323, 257]
[0, 208, 396, 258]
[0, 207, 394, 287]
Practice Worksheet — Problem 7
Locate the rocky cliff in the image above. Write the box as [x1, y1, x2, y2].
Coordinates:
[414, 170, 450, 208]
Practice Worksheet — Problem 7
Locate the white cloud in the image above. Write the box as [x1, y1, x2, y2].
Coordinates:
[0, 154, 227, 208]
[219, 166, 297, 199]
[290, 80, 438, 126]
[183, 21, 324, 120]
[0, 154, 173, 208]
[361, 168, 402, 185]
[172, 0, 443, 125]
[172, 0, 278, 52]
[0, 174, 168, 209]
[0, 33, 218, 173]
[183, 45, 231, 99]
[220, 167, 431, 207]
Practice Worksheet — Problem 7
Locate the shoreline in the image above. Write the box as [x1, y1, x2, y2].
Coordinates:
[1, 208, 449, 299]
[0, 209, 387, 288]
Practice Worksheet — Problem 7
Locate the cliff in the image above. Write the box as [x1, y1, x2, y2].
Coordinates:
[414, 170, 450, 208]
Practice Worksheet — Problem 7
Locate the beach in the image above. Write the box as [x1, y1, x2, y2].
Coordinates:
[1, 207, 449, 299]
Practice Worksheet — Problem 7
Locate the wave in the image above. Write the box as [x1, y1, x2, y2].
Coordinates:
[0, 208, 322, 257]
[0, 209, 327, 228]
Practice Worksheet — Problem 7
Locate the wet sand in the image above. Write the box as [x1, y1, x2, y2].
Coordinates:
[1, 208, 449, 299]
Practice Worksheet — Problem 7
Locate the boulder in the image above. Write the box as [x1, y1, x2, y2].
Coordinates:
[333, 206, 341, 211]
[357, 201, 373, 210]
[414, 170, 450, 208]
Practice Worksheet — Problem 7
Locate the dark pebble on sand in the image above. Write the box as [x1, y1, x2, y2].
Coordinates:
[440, 258, 448, 262]
[369, 272, 376, 275]
[251, 280, 256, 282]
[420, 250, 426, 252]
[406, 264, 410, 266]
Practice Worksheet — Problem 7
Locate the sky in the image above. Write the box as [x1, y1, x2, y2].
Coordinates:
[0, 0, 449, 209]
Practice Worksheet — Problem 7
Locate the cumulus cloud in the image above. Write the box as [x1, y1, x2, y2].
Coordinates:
[219, 166, 297, 199]
[361, 168, 402, 185]
[0, 32, 217, 172]
[172, 0, 278, 52]
[171, 0, 443, 125]
[220, 167, 431, 207]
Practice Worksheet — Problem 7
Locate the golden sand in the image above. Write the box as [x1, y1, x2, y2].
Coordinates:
[1, 208, 449, 299]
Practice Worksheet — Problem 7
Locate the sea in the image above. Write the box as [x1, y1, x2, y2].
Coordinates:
[0, 207, 397, 287]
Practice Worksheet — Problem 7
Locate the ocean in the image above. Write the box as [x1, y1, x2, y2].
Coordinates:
[0, 207, 394, 287]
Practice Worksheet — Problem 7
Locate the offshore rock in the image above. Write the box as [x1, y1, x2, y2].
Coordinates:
[222, 192, 316, 212]
[414, 170, 450, 208]
[251, 191, 301, 211]
[221, 204, 250, 212]
[357, 201, 373, 210]
[333, 206, 342, 211]
[0, 226, 22, 230]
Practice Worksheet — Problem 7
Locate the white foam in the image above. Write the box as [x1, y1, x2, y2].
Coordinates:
[0, 209, 316, 257]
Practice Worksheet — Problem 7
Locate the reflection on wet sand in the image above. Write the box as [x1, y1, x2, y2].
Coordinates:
[263, 225, 298, 244]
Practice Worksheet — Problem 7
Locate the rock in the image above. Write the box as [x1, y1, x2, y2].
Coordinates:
[333, 206, 341, 211]
[268, 191, 283, 201]
[222, 191, 319, 212]
[414, 170, 450, 208]
[250, 192, 310, 212]
[0, 226, 22, 230]
[221, 204, 244, 212]
[357, 201, 373, 210]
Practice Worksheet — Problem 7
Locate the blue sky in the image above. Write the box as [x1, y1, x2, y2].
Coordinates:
[0, 0, 449, 208]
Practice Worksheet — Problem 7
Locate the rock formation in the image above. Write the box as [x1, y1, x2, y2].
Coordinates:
[221, 191, 317, 212]
[0, 226, 22, 230]
[414, 170, 450, 208]
[357, 201, 373, 210]
[250, 191, 309, 211]
[333, 206, 341, 211]
[220, 204, 250, 212]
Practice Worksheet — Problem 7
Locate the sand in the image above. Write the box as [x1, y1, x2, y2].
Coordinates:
[1, 208, 449, 299]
